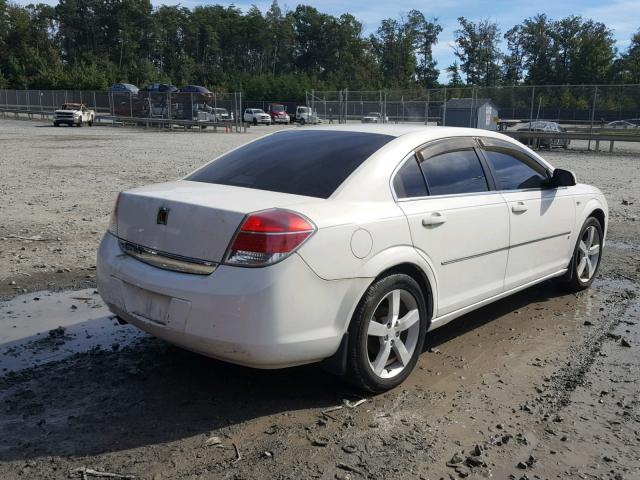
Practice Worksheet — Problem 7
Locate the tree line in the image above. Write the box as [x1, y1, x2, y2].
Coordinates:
[0, 0, 638, 100]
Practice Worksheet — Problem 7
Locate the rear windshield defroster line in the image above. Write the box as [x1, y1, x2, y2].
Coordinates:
[187, 130, 395, 199]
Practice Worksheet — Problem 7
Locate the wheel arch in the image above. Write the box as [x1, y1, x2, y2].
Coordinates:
[589, 207, 606, 235]
[355, 245, 438, 321]
[323, 256, 437, 376]
[372, 263, 434, 325]
[579, 197, 607, 245]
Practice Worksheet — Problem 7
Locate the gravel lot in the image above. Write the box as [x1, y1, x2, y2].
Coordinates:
[0, 118, 639, 480]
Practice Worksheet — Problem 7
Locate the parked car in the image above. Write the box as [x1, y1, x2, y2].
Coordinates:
[136, 84, 179, 117]
[140, 83, 179, 93]
[97, 126, 607, 392]
[361, 112, 388, 123]
[266, 103, 290, 124]
[290, 106, 319, 125]
[605, 120, 638, 129]
[517, 121, 570, 149]
[179, 85, 212, 95]
[243, 108, 271, 125]
[109, 83, 139, 96]
[53, 103, 95, 127]
[212, 107, 234, 122]
[193, 105, 234, 123]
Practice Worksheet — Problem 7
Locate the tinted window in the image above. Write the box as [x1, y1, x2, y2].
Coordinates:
[187, 130, 394, 199]
[482, 140, 548, 190]
[420, 148, 488, 196]
[393, 156, 428, 198]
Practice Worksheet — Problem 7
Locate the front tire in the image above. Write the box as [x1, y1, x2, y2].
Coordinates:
[345, 273, 427, 392]
[88, 117, 94, 127]
[558, 217, 603, 291]
[76, 119, 83, 127]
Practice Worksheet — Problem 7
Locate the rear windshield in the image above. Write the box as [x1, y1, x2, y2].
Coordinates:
[187, 130, 395, 198]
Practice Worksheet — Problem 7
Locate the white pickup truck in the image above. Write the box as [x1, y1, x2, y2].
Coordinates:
[243, 108, 272, 125]
[291, 106, 320, 125]
[53, 103, 96, 127]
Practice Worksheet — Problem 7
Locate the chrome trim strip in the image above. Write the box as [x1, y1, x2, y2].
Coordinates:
[118, 239, 218, 275]
[441, 245, 509, 266]
[441, 231, 571, 266]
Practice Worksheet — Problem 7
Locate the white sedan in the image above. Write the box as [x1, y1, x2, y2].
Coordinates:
[97, 126, 607, 391]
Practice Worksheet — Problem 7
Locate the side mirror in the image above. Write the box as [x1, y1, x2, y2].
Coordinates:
[550, 168, 576, 187]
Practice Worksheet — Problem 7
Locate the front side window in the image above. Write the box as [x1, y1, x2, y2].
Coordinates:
[481, 139, 548, 190]
[420, 147, 489, 196]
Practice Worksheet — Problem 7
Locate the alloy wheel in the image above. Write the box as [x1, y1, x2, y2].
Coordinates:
[366, 289, 421, 379]
[576, 225, 601, 282]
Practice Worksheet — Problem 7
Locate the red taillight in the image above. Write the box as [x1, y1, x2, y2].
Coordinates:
[225, 209, 316, 266]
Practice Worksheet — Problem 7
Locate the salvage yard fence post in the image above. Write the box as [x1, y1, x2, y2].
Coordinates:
[588, 86, 598, 151]
[442, 87, 447, 126]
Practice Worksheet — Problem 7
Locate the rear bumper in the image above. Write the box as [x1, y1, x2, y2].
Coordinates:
[97, 233, 367, 368]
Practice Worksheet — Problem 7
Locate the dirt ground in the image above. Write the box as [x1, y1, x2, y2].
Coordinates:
[0, 118, 639, 480]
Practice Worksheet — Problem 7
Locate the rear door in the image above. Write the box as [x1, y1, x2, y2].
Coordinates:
[396, 137, 510, 316]
[478, 137, 575, 289]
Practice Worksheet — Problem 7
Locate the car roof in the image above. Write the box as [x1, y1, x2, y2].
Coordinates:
[284, 124, 507, 139]
[271, 125, 554, 202]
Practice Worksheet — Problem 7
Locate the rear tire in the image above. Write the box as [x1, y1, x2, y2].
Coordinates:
[53, 122, 59, 127]
[88, 117, 94, 127]
[557, 217, 603, 291]
[345, 274, 427, 392]
[76, 119, 83, 127]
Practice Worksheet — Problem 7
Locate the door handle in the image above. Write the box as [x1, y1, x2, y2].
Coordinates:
[422, 212, 447, 226]
[511, 201, 528, 213]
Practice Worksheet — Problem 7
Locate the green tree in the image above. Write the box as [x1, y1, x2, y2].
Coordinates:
[370, 17, 417, 88]
[616, 29, 640, 83]
[454, 17, 502, 86]
[446, 62, 464, 87]
[505, 15, 615, 85]
[406, 10, 442, 88]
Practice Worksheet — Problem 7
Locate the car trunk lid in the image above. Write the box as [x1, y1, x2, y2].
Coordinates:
[116, 180, 313, 263]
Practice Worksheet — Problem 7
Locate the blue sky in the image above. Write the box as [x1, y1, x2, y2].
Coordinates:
[16, 0, 638, 83]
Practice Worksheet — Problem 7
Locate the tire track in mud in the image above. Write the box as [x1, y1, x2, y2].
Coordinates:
[542, 280, 638, 414]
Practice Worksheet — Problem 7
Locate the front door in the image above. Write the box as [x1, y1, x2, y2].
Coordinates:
[478, 137, 576, 290]
[395, 137, 510, 317]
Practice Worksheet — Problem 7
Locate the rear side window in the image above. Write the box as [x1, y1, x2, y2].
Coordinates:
[420, 147, 488, 196]
[187, 130, 394, 199]
[481, 139, 548, 190]
[393, 156, 428, 199]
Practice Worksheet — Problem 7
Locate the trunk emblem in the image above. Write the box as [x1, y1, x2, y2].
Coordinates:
[157, 207, 170, 225]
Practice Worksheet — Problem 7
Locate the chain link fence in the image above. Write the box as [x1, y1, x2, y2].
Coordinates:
[0, 89, 244, 130]
[307, 85, 640, 132]
[2, 85, 640, 140]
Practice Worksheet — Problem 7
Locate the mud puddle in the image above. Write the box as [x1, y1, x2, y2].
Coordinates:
[0, 288, 146, 373]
